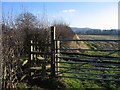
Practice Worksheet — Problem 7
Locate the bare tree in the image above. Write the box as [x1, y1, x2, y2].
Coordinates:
[2, 23, 24, 88]
[2, 11, 51, 89]
[16, 12, 38, 30]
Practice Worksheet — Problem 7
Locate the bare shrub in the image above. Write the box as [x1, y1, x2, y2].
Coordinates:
[2, 11, 50, 89]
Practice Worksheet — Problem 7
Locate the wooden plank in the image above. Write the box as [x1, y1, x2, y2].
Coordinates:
[57, 76, 120, 81]
[55, 61, 120, 66]
[30, 43, 51, 46]
[58, 48, 120, 52]
[31, 52, 51, 55]
[56, 71, 120, 77]
[56, 66, 120, 71]
[57, 56, 120, 63]
[59, 53, 120, 59]
[55, 39, 120, 42]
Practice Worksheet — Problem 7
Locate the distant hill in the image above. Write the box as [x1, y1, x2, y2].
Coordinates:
[71, 27, 91, 33]
[71, 27, 119, 35]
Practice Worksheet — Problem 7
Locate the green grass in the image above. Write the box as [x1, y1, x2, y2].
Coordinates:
[57, 58, 120, 89]
[57, 41, 120, 89]
[17, 35, 120, 89]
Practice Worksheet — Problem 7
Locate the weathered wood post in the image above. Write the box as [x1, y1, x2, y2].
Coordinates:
[41, 60, 46, 78]
[51, 26, 56, 77]
[28, 35, 31, 61]
[55, 40, 60, 75]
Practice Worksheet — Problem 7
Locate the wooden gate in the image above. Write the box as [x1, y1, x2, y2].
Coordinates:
[28, 26, 120, 82]
[27, 26, 57, 79]
[54, 38, 120, 82]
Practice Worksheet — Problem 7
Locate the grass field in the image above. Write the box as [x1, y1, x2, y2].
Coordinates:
[17, 35, 120, 89]
[54, 35, 120, 89]
[79, 35, 119, 40]
[78, 35, 119, 51]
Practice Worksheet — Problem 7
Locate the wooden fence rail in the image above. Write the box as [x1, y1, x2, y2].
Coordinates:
[51, 26, 120, 81]
[28, 26, 120, 81]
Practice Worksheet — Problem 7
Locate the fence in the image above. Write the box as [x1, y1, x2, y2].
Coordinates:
[28, 26, 120, 81]
[55, 40, 120, 81]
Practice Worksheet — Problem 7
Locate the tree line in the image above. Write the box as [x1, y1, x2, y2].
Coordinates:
[77, 29, 119, 35]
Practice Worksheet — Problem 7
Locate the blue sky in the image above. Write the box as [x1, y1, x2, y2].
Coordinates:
[2, 2, 118, 29]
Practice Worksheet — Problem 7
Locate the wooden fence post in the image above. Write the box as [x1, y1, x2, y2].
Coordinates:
[51, 26, 56, 77]
[55, 40, 60, 75]
[28, 35, 32, 62]
[41, 60, 46, 78]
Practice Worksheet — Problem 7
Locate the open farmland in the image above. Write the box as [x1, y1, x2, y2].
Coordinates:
[79, 35, 119, 40]
[78, 35, 119, 51]
[56, 35, 120, 89]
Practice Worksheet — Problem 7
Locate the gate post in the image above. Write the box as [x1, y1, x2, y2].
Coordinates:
[55, 40, 60, 75]
[51, 26, 56, 77]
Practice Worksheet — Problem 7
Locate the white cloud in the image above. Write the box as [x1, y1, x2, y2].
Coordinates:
[62, 9, 77, 13]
